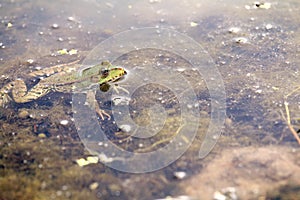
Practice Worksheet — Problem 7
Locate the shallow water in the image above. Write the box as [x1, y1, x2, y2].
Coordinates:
[0, 0, 300, 199]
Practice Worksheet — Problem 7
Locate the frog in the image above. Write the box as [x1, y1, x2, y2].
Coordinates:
[0, 60, 127, 120]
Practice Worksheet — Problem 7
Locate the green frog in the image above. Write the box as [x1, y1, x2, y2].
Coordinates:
[0, 60, 127, 120]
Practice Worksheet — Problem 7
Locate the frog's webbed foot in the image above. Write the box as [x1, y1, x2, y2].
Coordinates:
[96, 109, 111, 121]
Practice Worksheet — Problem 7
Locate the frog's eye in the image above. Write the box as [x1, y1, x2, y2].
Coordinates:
[100, 69, 109, 78]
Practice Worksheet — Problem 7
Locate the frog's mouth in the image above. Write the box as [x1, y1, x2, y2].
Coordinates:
[104, 68, 127, 84]
[109, 74, 126, 83]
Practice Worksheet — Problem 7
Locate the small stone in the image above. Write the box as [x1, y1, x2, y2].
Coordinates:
[176, 68, 186, 72]
[27, 59, 34, 64]
[173, 171, 187, 179]
[89, 182, 99, 190]
[60, 120, 69, 125]
[7, 22, 13, 28]
[255, 89, 262, 94]
[213, 191, 226, 200]
[38, 133, 47, 138]
[67, 16, 75, 21]
[245, 5, 251, 9]
[265, 24, 273, 30]
[51, 23, 59, 29]
[119, 124, 131, 133]
[18, 110, 29, 118]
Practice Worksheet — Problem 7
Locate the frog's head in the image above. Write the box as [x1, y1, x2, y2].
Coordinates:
[99, 67, 127, 85]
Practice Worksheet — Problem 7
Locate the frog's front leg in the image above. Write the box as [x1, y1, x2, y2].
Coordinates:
[11, 79, 52, 103]
[86, 90, 111, 120]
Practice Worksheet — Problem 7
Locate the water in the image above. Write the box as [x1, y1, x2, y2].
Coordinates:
[0, 0, 300, 199]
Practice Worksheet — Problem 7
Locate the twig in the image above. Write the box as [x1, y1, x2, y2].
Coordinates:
[282, 86, 300, 145]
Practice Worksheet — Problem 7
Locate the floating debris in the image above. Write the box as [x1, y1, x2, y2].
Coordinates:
[190, 22, 198, 27]
[57, 48, 78, 55]
[234, 37, 248, 44]
[246, 2, 271, 9]
[156, 195, 192, 200]
[57, 49, 68, 55]
[228, 27, 241, 34]
[76, 156, 99, 167]
[112, 96, 131, 106]
[254, 2, 271, 9]
[149, 0, 161, 3]
[68, 49, 78, 55]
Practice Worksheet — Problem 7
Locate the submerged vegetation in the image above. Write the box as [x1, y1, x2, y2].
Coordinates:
[0, 0, 300, 199]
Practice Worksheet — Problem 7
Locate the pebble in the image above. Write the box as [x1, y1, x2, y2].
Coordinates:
[173, 171, 187, 179]
[60, 120, 69, 125]
[89, 182, 99, 190]
[67, 16, 75, 21]
[18, 110, 29, 118]
[119, 124, 131, 133]
[38, 133, 47, 138]
[7, 22, 13, 28]
[190, 22, 198, 27]
[112, 96, 131, 106]
[27, 59, 34, 64]
[265, 24, 273, 30]
[51, 23, 59, 29]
